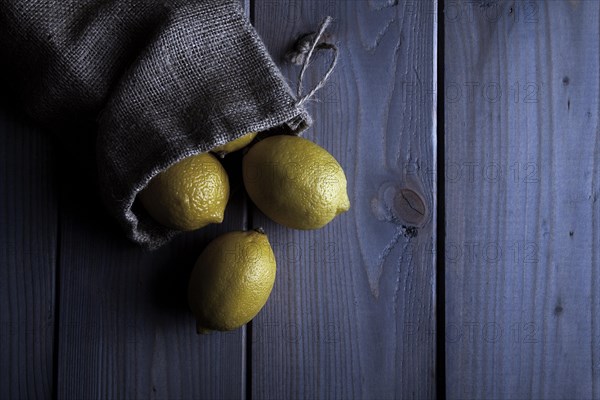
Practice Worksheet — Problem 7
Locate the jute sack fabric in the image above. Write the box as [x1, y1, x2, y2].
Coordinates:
[0, 0, 313, 248]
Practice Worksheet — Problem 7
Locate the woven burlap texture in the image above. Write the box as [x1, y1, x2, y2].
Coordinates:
[0, 0, 311, 249]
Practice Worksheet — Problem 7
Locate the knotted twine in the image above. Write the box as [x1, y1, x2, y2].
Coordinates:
[287, 16, 339, 108]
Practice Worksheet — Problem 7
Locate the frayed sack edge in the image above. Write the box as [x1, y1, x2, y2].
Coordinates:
[120, 107, 312, 250]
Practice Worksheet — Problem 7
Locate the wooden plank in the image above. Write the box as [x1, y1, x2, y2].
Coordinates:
[252, 1, 438, 398]
[0, 106, 58, 399]
[54, 1, 253, 395]
[55, 152, 248, 399]
[444, 1, 600, 398]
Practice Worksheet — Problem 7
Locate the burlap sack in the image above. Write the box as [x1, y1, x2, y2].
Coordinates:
[0, 0, 313, 248]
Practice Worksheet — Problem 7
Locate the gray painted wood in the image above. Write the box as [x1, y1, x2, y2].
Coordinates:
[445, 1, 600, 398]
[0, 108, 58, 399]
[55, 154, 247, 399]
[54, 1, 251, 397]
[252, 1, 438, 399]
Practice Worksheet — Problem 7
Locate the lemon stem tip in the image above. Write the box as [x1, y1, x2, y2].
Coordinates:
[196, 321, 212, 335]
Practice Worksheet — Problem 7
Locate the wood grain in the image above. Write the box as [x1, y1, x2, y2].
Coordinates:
[55, 153, 248, 399]
[0, 107, 58, 399]
[444, 1, 600, 398]
[54, 1, 251, 396]
[252, 1, 438, 398]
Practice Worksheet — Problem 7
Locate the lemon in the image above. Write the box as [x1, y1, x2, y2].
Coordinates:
[243, 135, 350, 230]
[138, 152, 229, 231]
[212, 132, 258, 157]
[188, 229, 276, 333]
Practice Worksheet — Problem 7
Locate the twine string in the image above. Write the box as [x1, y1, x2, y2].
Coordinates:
[286, 16, 338, 107]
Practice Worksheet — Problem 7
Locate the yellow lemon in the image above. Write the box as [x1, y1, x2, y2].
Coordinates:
[188, 229, 276, 333]
[212, 132, 258, 157]
[138, 153, 229, 231]
[242, 135, 350, 229]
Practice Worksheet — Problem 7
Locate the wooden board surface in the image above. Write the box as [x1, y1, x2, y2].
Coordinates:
[52, 0, 251, 397]
[444, 1, 600, 398]
[0, 108, 58, 399]
[252, 1, 438, 399]
[54, 154, 247, 399]
[10, 0, 600, 399]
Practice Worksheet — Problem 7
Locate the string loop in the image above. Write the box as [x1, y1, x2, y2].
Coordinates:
[286, 16, 338, 107]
